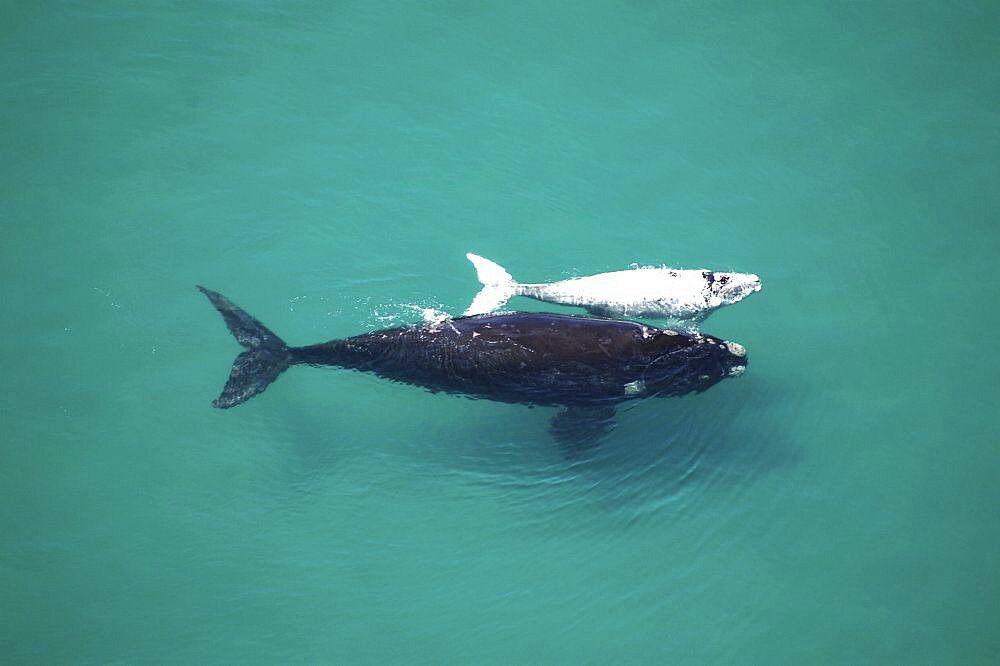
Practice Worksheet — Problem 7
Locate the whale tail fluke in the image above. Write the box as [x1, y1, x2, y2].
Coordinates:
[464, 253, 518, 316]
[198, 286, 293, 409]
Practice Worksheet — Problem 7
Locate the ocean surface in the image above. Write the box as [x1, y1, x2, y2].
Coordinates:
[3, 2, 999, 663]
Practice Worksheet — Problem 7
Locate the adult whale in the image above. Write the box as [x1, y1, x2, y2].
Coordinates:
[198, 286, 748, 445]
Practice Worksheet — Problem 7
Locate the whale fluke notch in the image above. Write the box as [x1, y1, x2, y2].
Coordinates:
[198, 286, 292, 409]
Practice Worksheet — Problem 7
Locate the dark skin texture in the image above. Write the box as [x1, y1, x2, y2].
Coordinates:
[198, 287, 746, 410]
[293, 313, 744, 407]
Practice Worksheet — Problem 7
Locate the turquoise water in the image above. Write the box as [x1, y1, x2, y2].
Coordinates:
[3, 2, 999, 662]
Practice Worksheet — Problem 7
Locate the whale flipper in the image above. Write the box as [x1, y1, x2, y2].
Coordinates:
[198, 286, 293, 409]
[464, 253, 518, 315]
[549, 405, 617, 458]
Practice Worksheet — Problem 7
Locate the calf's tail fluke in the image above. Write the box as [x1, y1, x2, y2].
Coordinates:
[198, 286, 293, 409]
[464, 253, 518, 315]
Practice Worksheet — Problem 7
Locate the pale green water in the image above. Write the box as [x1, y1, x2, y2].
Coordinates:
[3, 2, 999, 663]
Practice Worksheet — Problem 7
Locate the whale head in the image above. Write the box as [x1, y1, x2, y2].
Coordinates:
[703, 271, 762, 308]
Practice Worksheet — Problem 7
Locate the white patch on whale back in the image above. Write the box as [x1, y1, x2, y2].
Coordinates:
[729, 365, 746, 377]
[422, 308, 449, 324]
[421, 308, 454, 332]
[624, 379, 646, 395]
[418, 307, 462, 334]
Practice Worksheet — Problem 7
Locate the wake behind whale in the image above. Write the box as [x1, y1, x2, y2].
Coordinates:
[198, 286, 748, 446]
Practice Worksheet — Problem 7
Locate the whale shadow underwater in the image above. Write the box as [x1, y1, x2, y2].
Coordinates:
[198, 286, 749, 453]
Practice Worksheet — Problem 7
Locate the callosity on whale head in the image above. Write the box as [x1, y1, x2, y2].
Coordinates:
[702, 270, 762, 309]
